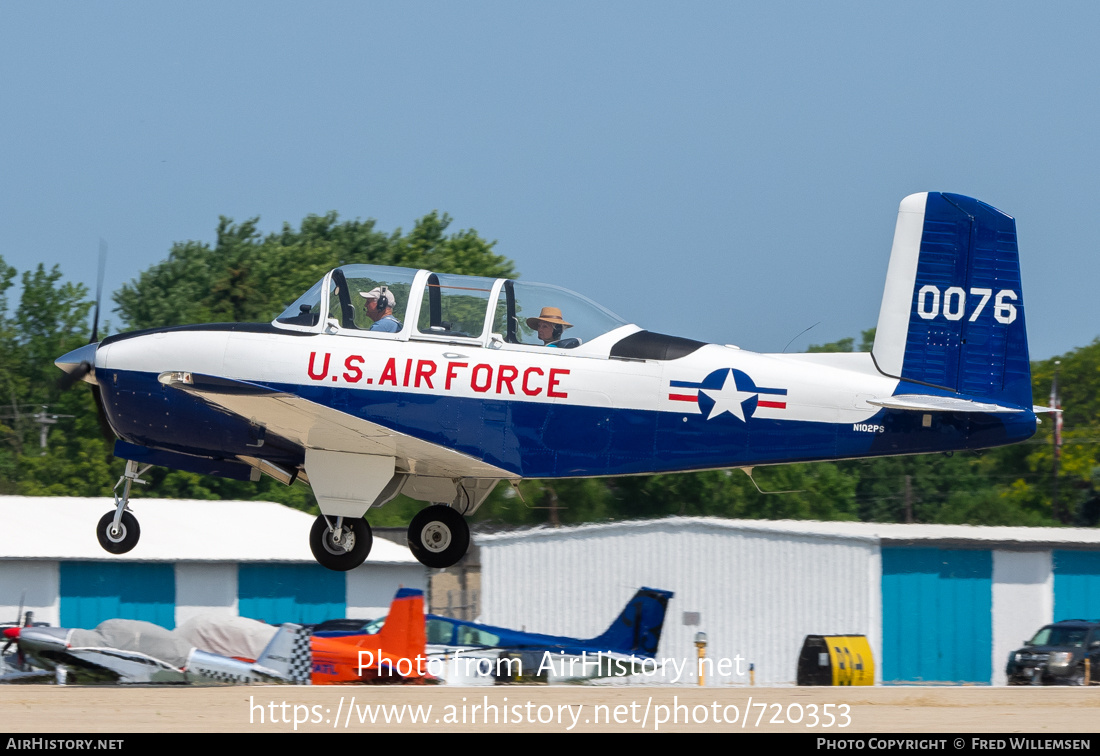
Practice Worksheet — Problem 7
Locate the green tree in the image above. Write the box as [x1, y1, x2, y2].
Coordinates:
[807, 328, 875, 354]
[0, 259, 120, 496]
[114, 211, 515, 330]
[808, 336, 853, 353]
[0, 255, 20, 491]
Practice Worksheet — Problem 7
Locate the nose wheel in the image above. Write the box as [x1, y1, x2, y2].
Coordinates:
[96, 510, 140, 554]
[95, 460, 150, 555]
[309, 515, 373, 571]
[407, 505, 470, 569]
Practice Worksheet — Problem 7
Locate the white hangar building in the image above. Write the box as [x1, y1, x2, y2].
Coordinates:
[475, 517, 1100, 686]
[0, 496, 424, 630]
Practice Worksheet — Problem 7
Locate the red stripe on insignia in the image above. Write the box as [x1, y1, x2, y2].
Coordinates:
[757, 400, 786, 409]
[668, 394, 698, 402]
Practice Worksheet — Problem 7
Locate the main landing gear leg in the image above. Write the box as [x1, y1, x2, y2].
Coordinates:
[407, 505, 470, 569]
[97, 460, 151, 554]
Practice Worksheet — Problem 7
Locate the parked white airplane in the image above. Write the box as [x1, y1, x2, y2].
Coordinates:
[1, 619, 310, 685]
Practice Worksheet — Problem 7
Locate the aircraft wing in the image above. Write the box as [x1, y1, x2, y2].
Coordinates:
[0, 669, 55, 684]
[868, 394, 1026, 413]
[159, 371, 515, 480]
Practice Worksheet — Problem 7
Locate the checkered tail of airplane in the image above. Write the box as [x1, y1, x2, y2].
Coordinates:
[187, 623, 311, 684]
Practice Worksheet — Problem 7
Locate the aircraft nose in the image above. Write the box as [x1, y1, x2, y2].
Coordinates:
[55, 343, 99, 386]
[17, 626, 69, 649]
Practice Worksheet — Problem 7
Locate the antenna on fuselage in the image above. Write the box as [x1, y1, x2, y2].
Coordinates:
[781, 322, 821, 353]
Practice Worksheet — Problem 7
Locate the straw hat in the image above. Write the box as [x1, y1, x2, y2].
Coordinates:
[525, 306, 572, 330]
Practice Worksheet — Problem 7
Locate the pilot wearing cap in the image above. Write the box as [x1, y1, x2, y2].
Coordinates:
[526, 306, 571, 346]
[360, 286, 401, 332]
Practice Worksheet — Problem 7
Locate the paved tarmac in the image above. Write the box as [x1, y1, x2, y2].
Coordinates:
[2, 684, 1097, 733]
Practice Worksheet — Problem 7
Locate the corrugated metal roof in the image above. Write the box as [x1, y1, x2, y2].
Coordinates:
[0, 496, 417, 563]
[477, 516, 1100, 548]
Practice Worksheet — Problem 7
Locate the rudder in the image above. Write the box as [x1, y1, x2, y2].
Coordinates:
[589, 587, 673, 659]
[255, 623, 312, 684]
[372, 588, 427, 668]
[872, 192, 1032, 408]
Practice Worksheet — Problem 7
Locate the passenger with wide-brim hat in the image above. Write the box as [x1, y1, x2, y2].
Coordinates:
[526, 307, 572, 345]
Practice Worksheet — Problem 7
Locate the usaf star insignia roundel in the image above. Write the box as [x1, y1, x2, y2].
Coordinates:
[669, 368, 787, 421]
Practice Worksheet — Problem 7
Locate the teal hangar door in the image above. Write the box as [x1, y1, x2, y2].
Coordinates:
[237, 564, 346, 625]
[881, 548, 993, 684]
[59, 561, 176, 629]
[1053, 550, 1100, 620]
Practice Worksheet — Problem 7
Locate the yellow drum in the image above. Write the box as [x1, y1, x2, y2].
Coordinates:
[796, 635, 874, 686]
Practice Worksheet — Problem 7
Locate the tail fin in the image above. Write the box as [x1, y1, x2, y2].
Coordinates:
[186, 623, 311, 684]
[872, 192, 1032, 408]
[371, 588, 427, 667]
[254, 623, 312, 684]
[589, 588, 673, 659]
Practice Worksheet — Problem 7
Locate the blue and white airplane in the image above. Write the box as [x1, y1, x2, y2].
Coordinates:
[56, 192, 1044, 571]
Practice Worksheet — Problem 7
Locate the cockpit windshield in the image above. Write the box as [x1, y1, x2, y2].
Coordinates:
[275, 278, 324, 327]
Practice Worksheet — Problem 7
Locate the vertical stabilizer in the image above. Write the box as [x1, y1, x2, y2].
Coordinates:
[254, 623, 312, 684]
[371, 588, 427, 666]
[589, 587, 673, 658]
[872, 192, 1032, 407]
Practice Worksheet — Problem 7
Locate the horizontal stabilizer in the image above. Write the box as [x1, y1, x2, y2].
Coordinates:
[868, 394, 1024, 413]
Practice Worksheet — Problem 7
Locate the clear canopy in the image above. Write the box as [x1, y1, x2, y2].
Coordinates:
[492, 279, 627, 347]
[274, 264, 629, 348]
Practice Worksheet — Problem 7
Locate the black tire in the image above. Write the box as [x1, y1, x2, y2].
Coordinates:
[97, 511, 140, 554]
[309, 515, 372, 571]
[1069, 663, 1087, 686]
[407, 505, 470, 569]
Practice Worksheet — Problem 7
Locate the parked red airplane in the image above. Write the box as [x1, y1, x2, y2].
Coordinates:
[309, 587, 428, 684]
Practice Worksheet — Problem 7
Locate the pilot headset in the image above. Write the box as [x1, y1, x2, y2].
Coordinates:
[375, 286, 391, 311]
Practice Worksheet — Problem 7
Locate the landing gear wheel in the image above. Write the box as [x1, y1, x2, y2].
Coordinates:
[97, 511, 140, 554]
[1069, 663, 1087, 686]
[407, 505, 470, 569]
[310, 515, 373, 571]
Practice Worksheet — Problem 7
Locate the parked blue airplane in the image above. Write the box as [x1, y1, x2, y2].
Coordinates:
[312, 587, 673, 683]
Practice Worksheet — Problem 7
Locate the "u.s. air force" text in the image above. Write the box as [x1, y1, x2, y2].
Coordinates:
[306, 353, 570, 398]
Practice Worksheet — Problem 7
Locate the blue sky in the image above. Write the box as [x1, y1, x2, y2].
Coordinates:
[2, 1, 1096, 359]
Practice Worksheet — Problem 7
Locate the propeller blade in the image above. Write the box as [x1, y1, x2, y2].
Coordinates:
[57, 361, 93, 391]
[2, 627, 17, 661]
[90, 239, 107, 344]
[55, 343, 113, 439]
[90, 384, 117, 441]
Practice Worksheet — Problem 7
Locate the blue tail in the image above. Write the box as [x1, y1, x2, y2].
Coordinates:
[872, 192, 1032, 408]
[588, 587, 673, 659]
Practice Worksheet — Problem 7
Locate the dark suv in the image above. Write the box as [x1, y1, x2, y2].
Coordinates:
[1006, 620, 1100, 685]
